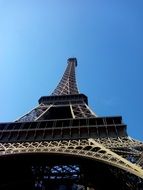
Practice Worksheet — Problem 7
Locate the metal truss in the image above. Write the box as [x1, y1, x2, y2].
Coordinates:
[1, 57, 142, 189]
[96, 136, 143, 150]
[88, 137, 143, 167]
[16, 104, 53, 122]
[15, 58, 97, 122]
[0, 138, 142, 179]
[71, 104, 96, 118]
[16, 102, 97, 122]
[52, 58, 79, 96]
[137, 153, 143, 167]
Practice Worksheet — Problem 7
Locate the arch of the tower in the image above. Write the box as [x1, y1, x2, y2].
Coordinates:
[0, 151, 142, 190]
[0, 140, 143, 180]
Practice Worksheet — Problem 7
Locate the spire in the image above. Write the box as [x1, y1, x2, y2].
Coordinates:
[52, 58, 79, 96]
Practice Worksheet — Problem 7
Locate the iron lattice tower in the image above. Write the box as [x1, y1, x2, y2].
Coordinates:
[0, 58, 143, 190]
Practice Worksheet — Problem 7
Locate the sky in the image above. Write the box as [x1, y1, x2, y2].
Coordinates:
[0, 0, 143, 141]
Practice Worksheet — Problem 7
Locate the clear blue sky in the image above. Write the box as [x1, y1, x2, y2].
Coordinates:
[0, 0, 143, 141]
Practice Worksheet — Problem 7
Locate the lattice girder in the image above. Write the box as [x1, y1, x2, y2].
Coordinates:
[16, 104, 52, 122]
[52, 58, 79, 96]
[71, 104, 96, 118]
[1, 57, 143, 189]
[16, 94, 96, 122]
[0, 139, 143, 179]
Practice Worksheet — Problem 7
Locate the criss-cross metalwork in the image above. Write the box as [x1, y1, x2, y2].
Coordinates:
[0, 58, 143, 190]
[52, 58, 79, 96]
[16, 58, 96, 122]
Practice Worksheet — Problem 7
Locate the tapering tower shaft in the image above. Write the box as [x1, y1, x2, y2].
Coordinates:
[0, 57, 142, 190]
[16, 58, 96, 122]
[52, 58, 79, 95]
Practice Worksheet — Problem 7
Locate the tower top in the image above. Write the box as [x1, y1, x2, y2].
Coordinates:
[67, 57, 77, 67]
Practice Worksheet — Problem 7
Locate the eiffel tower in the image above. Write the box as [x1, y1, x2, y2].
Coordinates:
[0, 58, 143, 190]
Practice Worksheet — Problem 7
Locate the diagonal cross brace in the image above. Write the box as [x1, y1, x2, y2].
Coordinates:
[89, 138, 143, 179]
